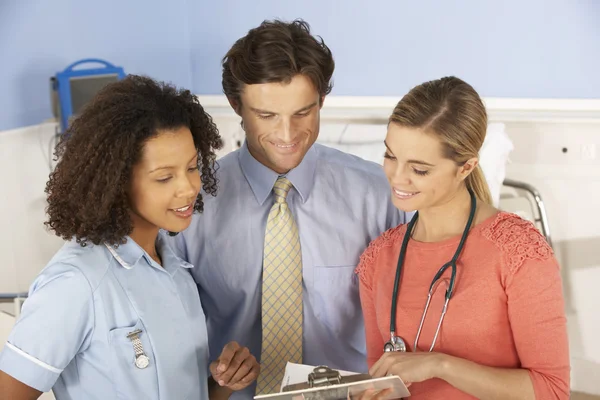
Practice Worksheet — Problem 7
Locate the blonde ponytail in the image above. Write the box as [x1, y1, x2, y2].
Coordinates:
[466, 165, 492, 205]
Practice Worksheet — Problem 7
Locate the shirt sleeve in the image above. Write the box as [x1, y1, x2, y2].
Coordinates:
[358, 283, 385, 368]
[356, 239, 386, 368]
[505, 255, 570, 399]
[0, 263, 95, 392]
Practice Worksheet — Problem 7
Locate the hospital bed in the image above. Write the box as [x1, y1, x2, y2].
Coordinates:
[500, 178, 553, 249]
[0, 292, 27, 318]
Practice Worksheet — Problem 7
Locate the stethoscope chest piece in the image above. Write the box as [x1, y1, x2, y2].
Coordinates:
[384, 335, 406, 352]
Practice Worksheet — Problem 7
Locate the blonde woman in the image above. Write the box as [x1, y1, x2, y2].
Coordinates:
[356, 76, 569, 399]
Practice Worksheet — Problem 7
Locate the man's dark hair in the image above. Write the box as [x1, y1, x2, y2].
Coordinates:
[222, 19, 335, 106]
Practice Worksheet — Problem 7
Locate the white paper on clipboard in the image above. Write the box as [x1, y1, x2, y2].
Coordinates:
[254, 363, 411, 400]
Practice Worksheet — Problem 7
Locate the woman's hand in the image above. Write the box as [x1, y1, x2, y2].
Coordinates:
[350, 388, 393, 400]
[209, 341, 260, 391]
[349, 352, 447, 400]
[369, 351, 447, 386]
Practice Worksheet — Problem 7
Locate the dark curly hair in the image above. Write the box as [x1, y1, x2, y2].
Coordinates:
[45, 74, 223, 247]
[222, 18, 335, 106]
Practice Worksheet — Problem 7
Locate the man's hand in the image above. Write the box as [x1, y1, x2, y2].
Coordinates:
[209, 341, 260, 392]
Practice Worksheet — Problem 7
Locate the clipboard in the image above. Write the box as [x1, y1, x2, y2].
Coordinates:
[254, 364, 411, 400]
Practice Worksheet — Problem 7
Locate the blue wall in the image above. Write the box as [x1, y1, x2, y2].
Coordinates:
[192, 0, 600, 99]
[1, 0, 599, 131]
[0, 0, 192, 131]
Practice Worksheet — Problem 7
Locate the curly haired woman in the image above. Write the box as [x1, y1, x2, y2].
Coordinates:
[0, 75, 259, 400]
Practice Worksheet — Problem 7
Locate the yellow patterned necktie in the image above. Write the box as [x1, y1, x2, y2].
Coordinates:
[256, 176, 303, 395]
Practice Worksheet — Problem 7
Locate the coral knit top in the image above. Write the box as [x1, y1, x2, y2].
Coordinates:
[355, 212, 570, 399]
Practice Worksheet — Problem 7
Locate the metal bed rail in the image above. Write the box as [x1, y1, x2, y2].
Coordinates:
[0, 293, 28, 318]
[502, 178, 553, 249]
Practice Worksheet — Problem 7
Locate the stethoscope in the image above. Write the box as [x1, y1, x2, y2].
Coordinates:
[384, 188, 476, 353]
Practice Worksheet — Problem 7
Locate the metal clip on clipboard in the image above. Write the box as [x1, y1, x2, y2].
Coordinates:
[253, 363, 410, 400]
[282, 366, 372, 398]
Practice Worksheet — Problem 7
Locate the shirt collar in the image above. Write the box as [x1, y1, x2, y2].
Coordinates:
[239, 140, 318, 205]
[105, 233, 193, 276]
[155, 232, 194, 275]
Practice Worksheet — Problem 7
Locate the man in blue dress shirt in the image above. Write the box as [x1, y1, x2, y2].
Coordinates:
[173, 19, 408, 398]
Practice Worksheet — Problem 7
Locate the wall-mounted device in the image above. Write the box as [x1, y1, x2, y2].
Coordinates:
[51, 58, 125, 133]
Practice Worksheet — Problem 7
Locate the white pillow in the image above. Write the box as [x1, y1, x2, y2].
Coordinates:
[479, 123, 514, 207]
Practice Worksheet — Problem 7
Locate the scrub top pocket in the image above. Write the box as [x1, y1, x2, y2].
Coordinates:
[108, 319, 159, 400]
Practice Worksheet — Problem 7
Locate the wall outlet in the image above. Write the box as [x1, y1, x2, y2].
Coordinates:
[581, 144, 597, 160]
